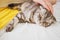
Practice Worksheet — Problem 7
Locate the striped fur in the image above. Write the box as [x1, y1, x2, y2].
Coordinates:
[6, 1, 56, 32]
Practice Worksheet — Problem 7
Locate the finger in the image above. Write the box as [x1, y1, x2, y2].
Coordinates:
[33, 0, 53, 13]
[43, 0, 53, 13]
[33, 0, 49, 10]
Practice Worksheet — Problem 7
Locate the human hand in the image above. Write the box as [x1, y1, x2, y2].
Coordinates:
[33, 0, 53, 13]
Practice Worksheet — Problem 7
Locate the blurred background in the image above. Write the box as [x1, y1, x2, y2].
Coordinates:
[0, 0, 60, 40]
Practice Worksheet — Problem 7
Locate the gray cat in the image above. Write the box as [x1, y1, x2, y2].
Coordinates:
[6, 1, 56, 32]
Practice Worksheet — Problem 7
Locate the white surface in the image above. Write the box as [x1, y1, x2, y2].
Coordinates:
[0, 2, 60, 40]
[54, 2, 60, 21]
[0, 22, 60, 40]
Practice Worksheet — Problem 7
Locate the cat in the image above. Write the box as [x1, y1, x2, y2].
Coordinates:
[6, 1, 56, 32]
[21, 1, 56, 27]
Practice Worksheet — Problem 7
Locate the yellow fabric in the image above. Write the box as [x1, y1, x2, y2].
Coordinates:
[0, 7, 19, 30]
